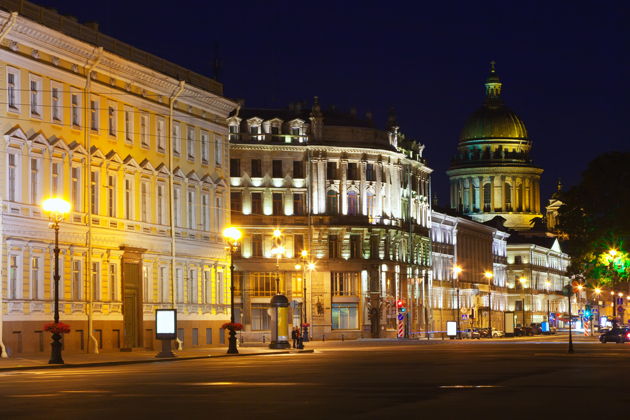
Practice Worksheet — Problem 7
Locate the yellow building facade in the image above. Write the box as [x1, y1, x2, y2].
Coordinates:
[0, 4, 236, 356]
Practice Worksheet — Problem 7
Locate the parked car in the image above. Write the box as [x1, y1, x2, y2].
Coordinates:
[462, 328, 481, 339]
[600, 327, 630, 343]
[530, 323, 543, 335]
[492, 329, 505, 338]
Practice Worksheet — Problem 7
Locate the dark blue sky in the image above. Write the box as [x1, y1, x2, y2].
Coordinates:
[40, 0, 629, 204]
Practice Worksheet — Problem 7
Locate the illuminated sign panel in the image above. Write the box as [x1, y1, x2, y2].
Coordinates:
[446, 321, 457, 337]
[155, 309, 177, 340]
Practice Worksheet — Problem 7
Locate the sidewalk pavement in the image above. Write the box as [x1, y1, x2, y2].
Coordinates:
[0, 345, 313, 372]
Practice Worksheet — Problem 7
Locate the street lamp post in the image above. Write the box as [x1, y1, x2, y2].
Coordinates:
[453, 265, 462, 339]
[42, 197, 71, 365]
[222, 226, 242, 355]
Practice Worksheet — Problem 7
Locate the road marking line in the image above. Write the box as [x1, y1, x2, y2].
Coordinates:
[440, 385, 502, 389]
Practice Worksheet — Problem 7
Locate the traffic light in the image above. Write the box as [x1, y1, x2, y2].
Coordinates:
[396, 300, 406, 313]
[584, 305, 592, 319]
[571, 280, 580, 293]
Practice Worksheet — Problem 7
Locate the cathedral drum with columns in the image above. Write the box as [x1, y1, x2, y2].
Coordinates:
[447, 63, 543, 230]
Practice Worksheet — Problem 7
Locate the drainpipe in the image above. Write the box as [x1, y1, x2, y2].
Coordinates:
[169, 81, 185, 349]
[0, 11, 17, 359]
[84, 47, 104, 354]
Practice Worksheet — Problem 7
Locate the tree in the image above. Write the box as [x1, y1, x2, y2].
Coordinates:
[558, 151, 630, 283]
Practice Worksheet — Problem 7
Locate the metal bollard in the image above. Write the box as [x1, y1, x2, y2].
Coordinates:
[262, 335, 266, 344]
[322, 334, 325, 342]
[342, 334, 345, 342]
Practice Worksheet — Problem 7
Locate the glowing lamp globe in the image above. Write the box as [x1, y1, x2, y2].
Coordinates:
[223, 226, 242, 242]
[42, 197, 71, 216]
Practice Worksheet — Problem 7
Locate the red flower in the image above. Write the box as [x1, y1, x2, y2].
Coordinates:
[221, 322, 243, 331]
[43, 322, 71, 334]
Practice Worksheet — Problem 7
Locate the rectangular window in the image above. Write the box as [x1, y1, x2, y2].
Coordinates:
[141, 113, 149, 148]
[293, 193, 305, 216]
[332, 303, 358, 329]
[294, 234, 304, 257]
[202, 194, 210, 231]
[176, 268, 184, 303]
[228, 124, 239, 141]
[109, 263, 118, 301]
[350, 235, 362, 259]
[205, 328, 213, 345]
[90, 100, 99, 131]
[272, 160, 283, 178]
[331, 272, 359, 296]
[187, 126, 195, 160]
[157, 118, 165, 152]
[8, 152, 18, 202]
[366, 163, 375, 181]
[192, 328, 199, 345]
[71, 92, 80, 127]
[8, 255, 20, 299]
[251, 304, 271, 330]
[141, 182, 149, 222]
[250, 272, 277, 297]
[251, 159, 262, 177]
[92, 262, 100, 301]
[203, 271, 212, 303]
[328, 234, 339, 259]
[51, 84, 62, 122]
[157, 184, 165, 225]
[230, 159, 240, 177]
[174, 187, 181, 227]
[272, 193, 283, 215]
[293, 161, 304, 178]
[251, 192, 262, 215]
[125, 108, 133, 143]
[252, 234, 263, 257]
[347, 163, 358, 180]
[107, 174, 117, 218]
[51, 161, 61, 196]
[187, 190, 195, 229]
[30, 158, 39, 204]
[188, 269, 197, 303]
[143, 265, 152, 303]
[31, 256, 42, 300]
[216, 271, 224, 304]
[215, 138, 222, 165]
[124, 178, 133, 220]
[215, 195, 223, 231]
[159, 266, 168, 302]
[72, 166, 82, 210]
[72, 260, 82, 300]
[7, 67, 19, 112]
[327, 162, 337, 179]
[201, 131, 209, 163]
[230, 192, 242, 214]
[30, 76, 42, 117]
[108, 105, 117, 137]
[172, 122, 180, 154]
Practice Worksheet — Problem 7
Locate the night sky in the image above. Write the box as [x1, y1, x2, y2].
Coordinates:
[37, 0, 629, 204]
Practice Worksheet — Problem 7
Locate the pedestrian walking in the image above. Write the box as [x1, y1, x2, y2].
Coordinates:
[291, 327, 299, 348]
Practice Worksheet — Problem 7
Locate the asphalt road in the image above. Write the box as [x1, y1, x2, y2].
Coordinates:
[0, 339, 627, 419]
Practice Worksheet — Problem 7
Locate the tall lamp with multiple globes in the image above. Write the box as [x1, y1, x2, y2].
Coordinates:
[222, 226, 242, 354]
[42, 197, 71, 364]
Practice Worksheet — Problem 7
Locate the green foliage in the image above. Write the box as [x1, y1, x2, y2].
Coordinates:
[558, 152, 630, 283]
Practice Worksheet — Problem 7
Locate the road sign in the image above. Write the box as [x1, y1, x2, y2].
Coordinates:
[397, 313, 404, 322]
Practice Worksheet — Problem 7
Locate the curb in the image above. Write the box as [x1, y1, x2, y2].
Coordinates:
[0, 349, 314, 373]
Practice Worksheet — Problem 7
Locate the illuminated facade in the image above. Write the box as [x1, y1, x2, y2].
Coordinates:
[447, 63, 543, 230]
[430, 211, 509, 334]
[0, 3, 236, 356]
[228, 102, 432, 340]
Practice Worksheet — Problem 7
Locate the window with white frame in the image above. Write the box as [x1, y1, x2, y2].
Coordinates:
[140, 181, 149, 222]
[7, 67, 19, 112]
[91, 170, 100, 214]
[157, 118, 165, 152]
[124, 176, 134, 220]
[107, 174, 117, 217]
[203, 270, 211, 303]
[140, 113, 149, 148]
[172, 122, 181, 154]
[157, 183, 165, 225]
[201, 131, 209, 163]
[175, 268, 184, 303]
[159, 266, 168, 302]
[174, 186, 181, 227]
[31, 255, 43, 300]
[143, 265, 152, 303]
[30, 157, 40, 204]
[92, 261, 101, 301]
[332, 303, 359, 329]
[215, 137, 222, 165]
[187, 126, 195, 160]
[188, 269, 197, 303]
[72, 165, 82, 210]
[72, 259, 82, 300]
[8, 151, 19, 202]
[8, 253, 22, 299]
[108, 104, 117, 137]
[90, 99, 99, 131]
[187, 189, 195, 229]
[201, 194, 210, 231]
[124, 108, 133, 143]
[29, 75, 42, 117]
[51, 82, 62, 122]
[215, 270, 224, 304]
[109, 263, 118, 301]
[51, 161, 62, 197]
[215, 194, 223, 232]
[71, 91, 81, 127]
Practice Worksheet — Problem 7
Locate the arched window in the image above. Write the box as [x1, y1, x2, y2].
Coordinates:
[483, 183, 492, 211]
[347, 191, 358, 216]
[366, 191, 375, 218]
[326, 190, 338, 214]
